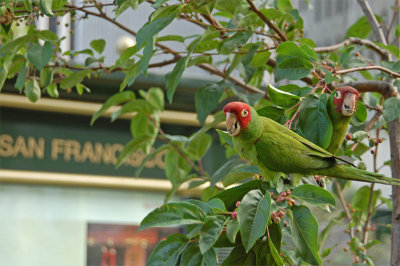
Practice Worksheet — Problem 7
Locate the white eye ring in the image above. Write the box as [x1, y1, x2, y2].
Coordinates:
[335, 91, 342, 98]
[241, 109, 248, 117]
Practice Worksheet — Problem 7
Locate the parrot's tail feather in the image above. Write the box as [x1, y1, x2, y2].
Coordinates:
[315, 165, 400, 186]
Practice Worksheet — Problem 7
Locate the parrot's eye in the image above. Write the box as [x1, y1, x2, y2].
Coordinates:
[335, 91, 342, 98]
[241, 109, 248, 117]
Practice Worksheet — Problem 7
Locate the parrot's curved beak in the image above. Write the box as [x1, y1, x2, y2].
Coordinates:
[342, 93, 357, 116]
[226, 112, 241, 136]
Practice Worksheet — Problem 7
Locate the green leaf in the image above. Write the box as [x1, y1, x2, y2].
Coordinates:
[299, 94, 333, 149]
[27, 42, 53, 70]
[292, 184, 336, 207]
[199, 215, 229, 253]
[90, 39, 106, 54]
[121, 42, 154, 89]
[352, 131, 368, 142]
[60, 69, 91, 90]
[210, 159, 243, 188]
[346, 16, 372, 38]
[46, 83, 59, 98]
[288, 206, 321, 266]
[251, 51, 271, 68]
[226, 218, 240, 243]
[275, 57, 313, 80]
[156, 35, 185, 42]
[187, 55, 212, 67]
[383, 97, 400, 122]
[116, 136, 153, 168]
[257, 106, 285, 123]
[40, 68, 54, 88]
[276, 41, 310, 60]
[91, 91, 136, 125]
[237, 189, 272, 252]
[216, 129, 233, 147]
[14, 63, 27, 93]
[206, 198, 227, 212]
[147, 233, 189, 266]
[24, 79, 41, 102]
[187, 133, 212, 159]
[195, 82, 226, 125]
[39, 0, 54, 16]
[130, 112, 157, 139]
[139, 201, 206, 231]
[112, 99, 154, 122]
[268, 237, 284, 266]
[24, 0, 33, 12]
[218, 31, 252, 55]
[221, 245, 253, 266]
[354, 100, 367, 122]
[166, 37, 202, 103]
[211, 180, 262, 210]
[145, 87, 164, 111]
[267, 84, 300, 108]
[181, 243, 217, 266]
[136, 15, 176, 49]
[277, 0, 292, 12]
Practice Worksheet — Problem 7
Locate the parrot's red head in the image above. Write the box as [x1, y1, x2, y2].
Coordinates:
[332, 86, 359, 116]
[223, 102, 252, 137]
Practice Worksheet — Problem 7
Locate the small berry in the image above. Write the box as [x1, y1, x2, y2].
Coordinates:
[344, 229, 349, 233]
[286, 190, 291, 195]
[346, 133, 352, 140]
[351, 208, 356, 213]
[274, 217, 281, 224]
[371, 150, 375, 154]
[321, 61, 326, 65]
[355, 52, 360, 57]
[356, 228, 361, 233]
[353, 256, 360, 264]
[346, 203, 351, 208]
[284, 221, 288, 227]
[276, 196, 284, 202]
[270, 212, 276, 219]
[222, 228, 226, 233]
[374, 140, 379, 146]
[378, 138, 383, 143]
[277, 211, 285, 218]
[288, 201, 293, 206]
[231, 211, 237, 219]
[344, 247, 349, 252]
[371, 225, 376, 231]
[270, 191, 274, 197]
[281, 192, 287, 197]
[236, 201, 241, 208]
[360, 246, 365, 252]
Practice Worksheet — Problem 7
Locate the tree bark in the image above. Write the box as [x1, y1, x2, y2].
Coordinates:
[389, 118, 400, 266]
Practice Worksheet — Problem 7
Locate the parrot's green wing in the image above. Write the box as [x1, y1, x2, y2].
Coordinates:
[255, 117, 339, 174]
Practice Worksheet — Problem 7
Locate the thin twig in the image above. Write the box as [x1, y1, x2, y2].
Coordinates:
[335, 181, 355, 238]
[357, 0, 387, 45]
[335, 65, 400, 78]
[314, 37, 390, 60]
[246, 0, 288, 42]
[387, 0, 400, 42]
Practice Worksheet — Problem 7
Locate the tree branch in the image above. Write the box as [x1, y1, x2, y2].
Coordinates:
[335, 65, 400, 78]
[357, 0, 387, 45]
[387, 0, 400, 42]
[70, 4, 263, 94]
[343, 81, 397, 98]
[314, 37, 390, 60]
[246, 0, 288, 42]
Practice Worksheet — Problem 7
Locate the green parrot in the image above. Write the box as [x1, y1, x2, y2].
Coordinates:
[223, 101, 400, 185]
[326, 86, 359, 154]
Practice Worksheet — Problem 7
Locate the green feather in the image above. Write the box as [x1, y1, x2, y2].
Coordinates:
[231, 105, 400, 186]
[326, 91, 352, 155]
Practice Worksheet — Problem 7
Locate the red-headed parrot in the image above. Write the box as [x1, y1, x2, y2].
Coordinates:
[326, 86, 359, 154]
[223, 101, 400, 185]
